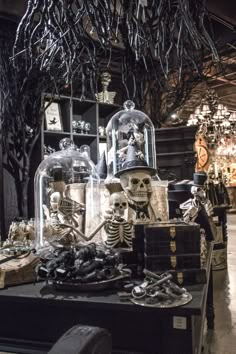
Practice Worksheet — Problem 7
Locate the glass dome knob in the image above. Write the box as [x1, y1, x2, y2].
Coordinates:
[123, 100, 135, 111]
[59, 138, 77, 151]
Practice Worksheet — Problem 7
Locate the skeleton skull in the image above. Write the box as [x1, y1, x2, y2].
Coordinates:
[50, 192, 61, 211]
[191, 186, 206, 199]
[109, 192, 127, 218]
[120, 170, 152, 203]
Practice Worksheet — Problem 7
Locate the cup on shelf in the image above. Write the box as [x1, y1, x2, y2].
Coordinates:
[78, 120, 85, 134]
[84, 122, 91, 134]
[72, 120, 78, 133]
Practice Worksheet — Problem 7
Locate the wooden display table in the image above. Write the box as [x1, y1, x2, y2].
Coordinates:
[0, 245, 213, 354]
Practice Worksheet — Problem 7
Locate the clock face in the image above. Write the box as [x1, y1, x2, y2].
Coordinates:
[196, 145, 209, 168]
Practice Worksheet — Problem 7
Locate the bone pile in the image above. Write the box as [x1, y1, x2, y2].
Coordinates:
[36, 243, 123, 285]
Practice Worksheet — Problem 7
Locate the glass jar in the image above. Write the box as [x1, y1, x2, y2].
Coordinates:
[106, 100, 157, 179]
[34, 138, 100, 250]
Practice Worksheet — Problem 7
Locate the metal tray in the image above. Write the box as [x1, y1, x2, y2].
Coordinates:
[131, 291, 192, 308]
[49, 271, 131, 292]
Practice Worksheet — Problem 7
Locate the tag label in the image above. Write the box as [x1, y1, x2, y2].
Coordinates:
[173, 316, 187, 330]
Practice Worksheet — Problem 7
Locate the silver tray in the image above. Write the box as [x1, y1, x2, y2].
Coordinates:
[131, 292, 192, 308]
[49, 271, 131, 292]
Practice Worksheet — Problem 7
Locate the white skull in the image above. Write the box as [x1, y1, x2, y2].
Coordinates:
[50, 192, 61, 211]
[120, 170, 152, 203]
[109, 192, 127, 218]
[191, 186, 205, 199]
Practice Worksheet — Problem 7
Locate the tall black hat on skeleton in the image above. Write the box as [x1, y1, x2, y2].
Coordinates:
[193, 171, 208, 187]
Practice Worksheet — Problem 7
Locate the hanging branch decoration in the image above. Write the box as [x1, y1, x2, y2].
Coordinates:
[11, 0, 219, 123]
[0, 0, 221, 221]
[0, 18, 61, 220]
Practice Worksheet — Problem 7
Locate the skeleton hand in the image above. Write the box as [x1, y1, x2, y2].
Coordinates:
[135, 151, 144, 160]
[183, 205, 199, 223]
[103, 209, 113, 221]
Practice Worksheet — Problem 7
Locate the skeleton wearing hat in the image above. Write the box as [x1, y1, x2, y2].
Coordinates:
[115, 139, 159, 224]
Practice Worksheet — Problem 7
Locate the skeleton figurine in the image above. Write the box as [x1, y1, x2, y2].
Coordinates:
[115, 140, 157, 224]
[44, 191, 85, 227]
[180, 185, 214, 223]
[119, 170, 157, 223]
[95, 72, 116, 104]
[104, 192, 133, 248]
[180, 186, 204, 223]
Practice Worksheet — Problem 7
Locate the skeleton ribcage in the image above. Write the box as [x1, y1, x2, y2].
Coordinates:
[105, 221, 133, 248]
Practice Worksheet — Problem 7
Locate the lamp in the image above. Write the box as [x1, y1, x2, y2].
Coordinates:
[187, 89, 236, 148]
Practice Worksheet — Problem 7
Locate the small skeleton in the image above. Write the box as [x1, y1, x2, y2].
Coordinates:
[95, 72, 116, 104]
[180, 186, 213, 223]
[104, 192, 133, 248]
[45, 191, 85, 227]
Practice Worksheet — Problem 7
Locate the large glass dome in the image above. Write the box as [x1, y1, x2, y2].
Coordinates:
[106, 100, 157, 179]
[34, 138, 100, 250]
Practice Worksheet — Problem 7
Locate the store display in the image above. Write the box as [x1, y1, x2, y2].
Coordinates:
[106, 100, 156, 178]
[34, 138, 100, 250]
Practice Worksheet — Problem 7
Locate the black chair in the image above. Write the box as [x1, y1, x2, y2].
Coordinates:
[48, 325, 112, 354]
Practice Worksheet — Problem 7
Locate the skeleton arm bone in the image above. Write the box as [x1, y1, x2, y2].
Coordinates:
[60, 219, 108, 241]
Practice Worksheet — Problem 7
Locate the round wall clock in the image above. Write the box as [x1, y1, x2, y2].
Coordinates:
[196, 145, 209, 168]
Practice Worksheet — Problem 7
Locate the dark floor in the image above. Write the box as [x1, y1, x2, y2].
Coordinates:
[205, 213, 236, 354]
[0, 214, 235, 354]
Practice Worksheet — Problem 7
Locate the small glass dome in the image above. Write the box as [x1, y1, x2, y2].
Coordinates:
[106, 100, 157, 179]
[34, 138, 100, 250]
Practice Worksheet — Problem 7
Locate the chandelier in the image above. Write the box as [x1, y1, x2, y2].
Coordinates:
[187, 89, 236, 148]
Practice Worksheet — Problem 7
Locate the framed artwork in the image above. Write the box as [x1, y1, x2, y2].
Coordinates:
[44, 101, 63, 131]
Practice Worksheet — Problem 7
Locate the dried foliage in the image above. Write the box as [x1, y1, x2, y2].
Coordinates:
[0, 1, 220, 221]
[12, 0, 219, 123]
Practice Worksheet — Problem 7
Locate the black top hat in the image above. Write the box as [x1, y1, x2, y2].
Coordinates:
[96, 151, 107, 179]
[193, 171, 208, 186]
[115, 142, 156, 177]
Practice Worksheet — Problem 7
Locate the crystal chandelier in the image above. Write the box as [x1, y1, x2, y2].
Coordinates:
[187, 89, 236, 148]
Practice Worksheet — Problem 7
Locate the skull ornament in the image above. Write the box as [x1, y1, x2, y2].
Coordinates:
[120, 170, 152, 203]
[109, 192, 128, 218]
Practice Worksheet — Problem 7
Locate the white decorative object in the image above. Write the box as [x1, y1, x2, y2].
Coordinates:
[95, 72, 116, 104]
[104, 192, 133, 248]
[44, 101, 63, 131]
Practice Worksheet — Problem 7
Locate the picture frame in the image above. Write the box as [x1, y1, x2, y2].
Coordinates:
[44, 101, 63, 131]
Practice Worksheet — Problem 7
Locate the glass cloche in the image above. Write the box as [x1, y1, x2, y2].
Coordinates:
[106, 100, 157, 179]
[34, 138, 100, 250]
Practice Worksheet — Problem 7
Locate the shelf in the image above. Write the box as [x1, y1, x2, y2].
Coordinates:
[72, 133, 97, 138]
[43, 130, 71, 135]
[73, 100, 96, 115]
